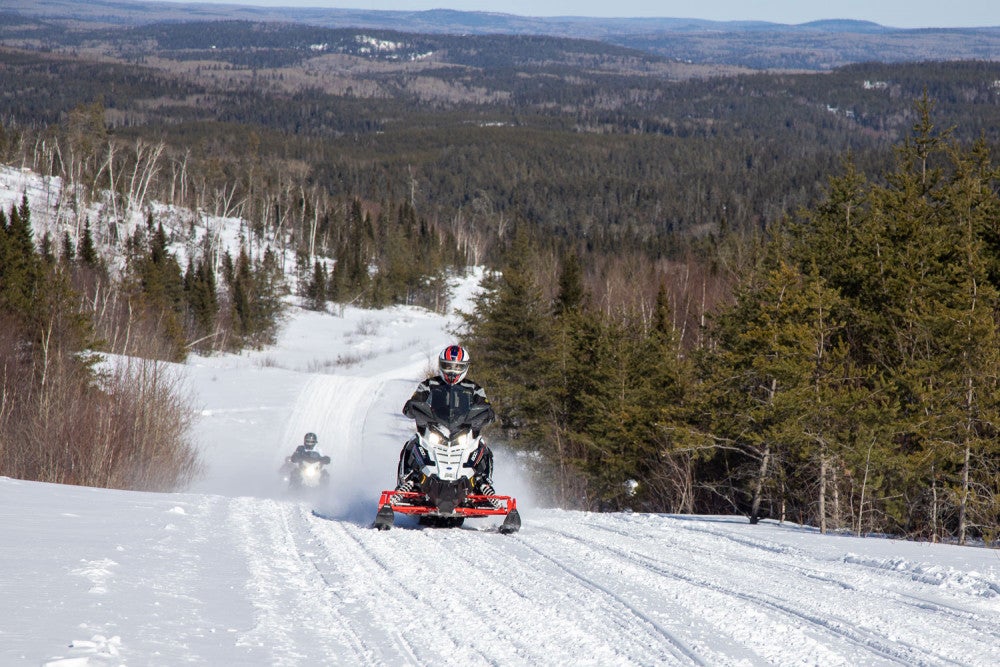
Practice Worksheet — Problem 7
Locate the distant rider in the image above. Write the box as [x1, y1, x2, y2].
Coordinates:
[281, 432, 331, 484]
[288, 432, 329, 465]
[394, 345, 498, 500]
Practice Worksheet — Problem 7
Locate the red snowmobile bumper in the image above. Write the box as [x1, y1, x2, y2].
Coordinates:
[377, 490, 517, 516]
[373, 491, 521, 533]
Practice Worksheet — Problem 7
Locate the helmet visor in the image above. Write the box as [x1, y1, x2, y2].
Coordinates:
[440, 360, 469, 375]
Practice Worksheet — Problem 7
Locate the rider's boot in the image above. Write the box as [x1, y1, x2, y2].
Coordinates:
[474, 475, 502, 509]
[391, 471, 418, 504]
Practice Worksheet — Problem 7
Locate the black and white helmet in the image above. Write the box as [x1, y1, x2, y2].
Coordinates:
[439, 345, 471, 385]
[303, 432, 318, 450]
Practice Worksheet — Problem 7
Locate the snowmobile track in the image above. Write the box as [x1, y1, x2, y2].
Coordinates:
[323, 521, 449, 664]
[535, 523, 961, 666]
[230, 500, 376, 665]
[322, 520, 503, 665]
[509, 534, 708, 665]
[290, 506, 377, 662]
[574, 518, 1000, 660]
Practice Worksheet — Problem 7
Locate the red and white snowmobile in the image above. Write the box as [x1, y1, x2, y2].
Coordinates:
[374, 402, 521, 533]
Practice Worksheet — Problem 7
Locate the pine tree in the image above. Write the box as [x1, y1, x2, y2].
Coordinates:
[40, 232, 56, 265]
[639, 284, 699, 513]
[329, 200, 372, 304]
[134, 220, 185, 359]
[231, 247, 253, 339]
[0, 197, 43, 318]
[184, 256, 219, 342]
[783, 99, 1000, 540]
[571, 315, 653, 508]
[61, 231, 75, 263]
[914, 137, 1000, 544]
[539, 252, 593, 506]
[461, 229, 554, 442]
[0, 207, 9, 289]
[554, 251, 585, 316]
[229, 246, 284, 347]
[305, 260, 328, 311]
[0, 199, 94, 384]
[79, 218, 98, 266]
[702, 256, 866, 524]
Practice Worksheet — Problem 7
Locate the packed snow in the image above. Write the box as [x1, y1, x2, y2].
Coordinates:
[2, 166, 1000, 665]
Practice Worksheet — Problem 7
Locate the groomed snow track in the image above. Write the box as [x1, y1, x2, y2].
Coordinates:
[220, 498, 1000, 666]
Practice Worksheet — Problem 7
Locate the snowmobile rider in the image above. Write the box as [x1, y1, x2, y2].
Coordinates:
[395, 345, 498, 498]
[286, 432, 331, 466]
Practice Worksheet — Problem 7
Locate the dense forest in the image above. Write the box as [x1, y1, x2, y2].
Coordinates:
[1, 20, 999, 542]
[465, 101, 1000, 546]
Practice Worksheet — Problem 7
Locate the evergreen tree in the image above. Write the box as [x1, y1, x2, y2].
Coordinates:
[555, 251, 585, 316]
[229, 246, 285, 347]
[784, 99, 1000, 539]
[0, 207, 9, 289]
[571, 315, 653, 508]
[61, 231, 75, 263]
[938, 138, 1000, 544]
[305, 260, 328, 311]
[0, 197, 43, 318]
[329, 200, 371, 304]
[134, 220, 185, 359]
[184, 256, 219, 342]
[220, 250, 235, 288]
[79, 218, 98, 266]
[0, 199, 94, 381]
[702, 257, 864, 523]
[638, 284, 699, 513]
[40, 232, 55, 265]
[461, 229, 554, 441]
[231, 247, 253, 339]
[538, 254, 593, 506]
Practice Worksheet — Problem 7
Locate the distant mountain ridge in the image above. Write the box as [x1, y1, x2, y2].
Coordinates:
[5, 0, 1000, 69]
[0, 0, 909, 33]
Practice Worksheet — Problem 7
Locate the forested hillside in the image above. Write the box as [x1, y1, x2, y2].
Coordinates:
[8, 0, 1000, 68]
[1, 17, 998, 543]
[3, 22, 1000, 338]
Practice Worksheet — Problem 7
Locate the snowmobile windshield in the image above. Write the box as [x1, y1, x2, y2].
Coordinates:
[428, 388, 493, 431]
[429, 386, 474, 428]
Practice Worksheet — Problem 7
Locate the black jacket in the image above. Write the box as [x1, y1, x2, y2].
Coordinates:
[403, 376, 495, 428]
[289, 446, 329, 464]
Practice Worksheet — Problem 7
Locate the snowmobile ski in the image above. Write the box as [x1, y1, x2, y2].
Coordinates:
[373, 504, 395, 531]
[499, 508, 521, 534]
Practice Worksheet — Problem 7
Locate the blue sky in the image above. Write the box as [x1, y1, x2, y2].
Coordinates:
[157, 1, 1000, 29]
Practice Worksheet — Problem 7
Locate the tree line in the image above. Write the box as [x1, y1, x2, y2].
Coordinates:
[463, 102, 1000, 545]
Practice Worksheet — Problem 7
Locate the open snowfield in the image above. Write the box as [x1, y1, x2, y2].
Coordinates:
[2, 165, 999, 665]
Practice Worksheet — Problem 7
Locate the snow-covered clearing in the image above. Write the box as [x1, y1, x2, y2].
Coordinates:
[1, 166, 999, 664]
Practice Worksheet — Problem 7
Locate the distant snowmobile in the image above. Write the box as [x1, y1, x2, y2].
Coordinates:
[287, 451, 330, 490]
[281, 432, 331, 491]
[373, 401, 521, 533]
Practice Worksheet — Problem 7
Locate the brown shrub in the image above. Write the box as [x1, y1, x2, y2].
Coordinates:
[0, 314, 201, 491]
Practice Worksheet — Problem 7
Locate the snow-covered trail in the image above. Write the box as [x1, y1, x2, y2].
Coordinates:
[210, 499, 1000, 666]
[7, 476, 999, 666]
